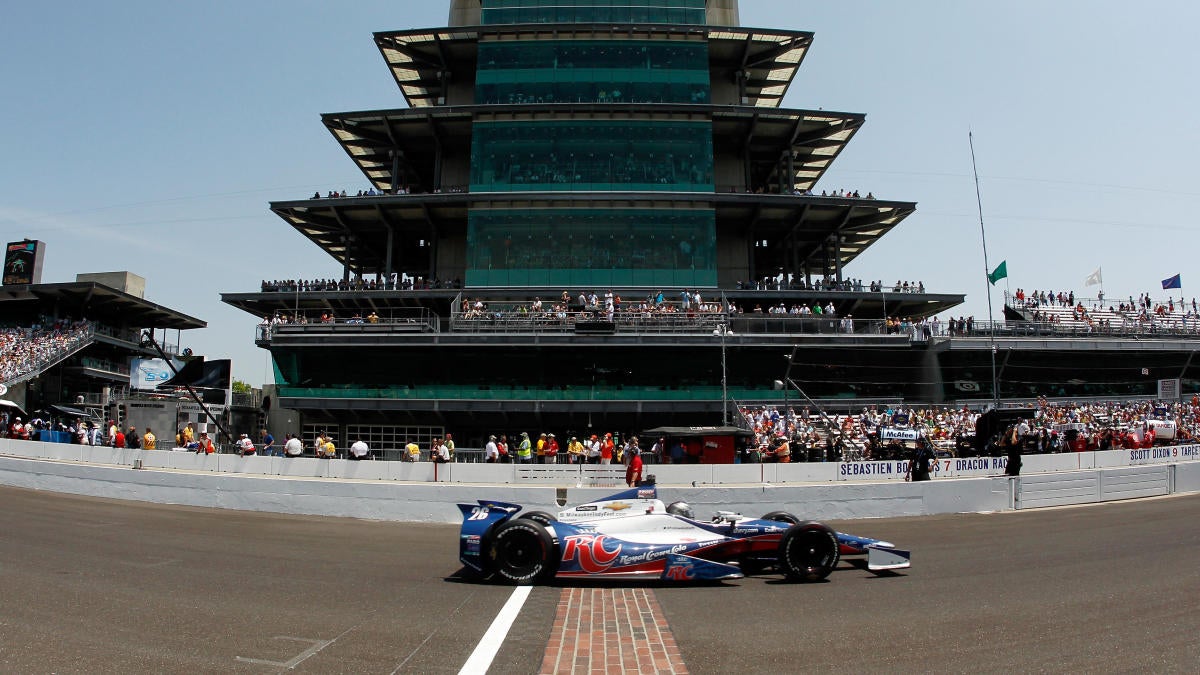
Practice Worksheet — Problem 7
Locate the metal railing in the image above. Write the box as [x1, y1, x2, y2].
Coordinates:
[256, 309, 440, 342]
[959, 319, 1200, 340]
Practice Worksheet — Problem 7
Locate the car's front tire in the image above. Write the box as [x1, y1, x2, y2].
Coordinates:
[778, 522, 840, 582]
[518, 510, 556, 527]
[487, 519, 556, 585]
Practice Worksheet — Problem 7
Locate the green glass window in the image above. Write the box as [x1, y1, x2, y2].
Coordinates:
[466, 207, 716, 287]
[476, 40, 710, 105]
[481, 0, 707, 25]
[470, 120, 713, 192]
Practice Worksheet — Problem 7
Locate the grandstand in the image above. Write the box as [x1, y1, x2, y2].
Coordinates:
[0, 275, 207, 428]
[221, 1, 1200, 455]
[1005, 293, 1200, 337]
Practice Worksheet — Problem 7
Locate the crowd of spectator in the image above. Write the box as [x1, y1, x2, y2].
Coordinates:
[1011, 289, 1200, 320]
[308, 185, 467, 200]
[261, 310, 382, 328]
[304, 181, 878, 196]
[459, 289, 733, 324]
[735, 277, 925, 293]
[819, 188, 873, 198]
[0, 321, 91, 383]
[1007, 397, 1200, 452]
[738, 396, 1200, 465]
[1008, 289, 1200, 334]
[1, 415, 295, 460]
[260, 276, 461, 292]
[740, 404, 978, 463]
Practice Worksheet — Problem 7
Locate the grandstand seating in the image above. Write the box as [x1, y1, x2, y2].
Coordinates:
[1008, 300, 1200, 336]
[0, 322, 93, 385]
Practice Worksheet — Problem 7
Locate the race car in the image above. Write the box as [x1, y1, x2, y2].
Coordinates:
[457, 486, 910, 584]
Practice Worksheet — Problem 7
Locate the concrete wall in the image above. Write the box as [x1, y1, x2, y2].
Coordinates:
[2, 438, 1197, 524]
[0, 454, 558, 523]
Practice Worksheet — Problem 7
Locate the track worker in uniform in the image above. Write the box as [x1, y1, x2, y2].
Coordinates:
[516, 432, 533, 463]
[905, 438, 934, 482]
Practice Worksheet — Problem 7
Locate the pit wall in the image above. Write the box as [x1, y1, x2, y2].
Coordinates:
[1, 439, 1197, 523]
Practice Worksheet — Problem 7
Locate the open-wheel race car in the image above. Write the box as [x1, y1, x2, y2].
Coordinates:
[457, 486, 910, 584]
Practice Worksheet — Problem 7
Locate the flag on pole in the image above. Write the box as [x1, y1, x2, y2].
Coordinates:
[987, 260, 1007, 286]
[1084, 267, 1102, 287]
[1162, 273, 1182, 290]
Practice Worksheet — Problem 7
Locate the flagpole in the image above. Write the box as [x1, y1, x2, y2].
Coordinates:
[970, 132, 1000, 409]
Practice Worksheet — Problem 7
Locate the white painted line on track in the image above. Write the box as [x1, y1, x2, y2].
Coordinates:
[457, 585, 532, 675]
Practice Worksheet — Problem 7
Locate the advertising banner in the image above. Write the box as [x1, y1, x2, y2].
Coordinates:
[131, 358, 183, 390]
[880, 428, 921, 441]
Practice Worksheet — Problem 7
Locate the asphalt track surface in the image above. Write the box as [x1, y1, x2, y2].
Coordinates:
[1, 485, 1197, 673]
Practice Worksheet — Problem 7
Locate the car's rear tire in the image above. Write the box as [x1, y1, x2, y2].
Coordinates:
[487, 519, 556, 585]
[760, 510, 799, 524]
[778, 522, 840, 582]
[518, 510, 556, 527]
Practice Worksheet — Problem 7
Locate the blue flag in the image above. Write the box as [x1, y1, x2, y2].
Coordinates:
[1162, 274, 1182, 290]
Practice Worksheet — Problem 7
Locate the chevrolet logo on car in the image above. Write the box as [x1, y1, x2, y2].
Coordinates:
[604, 502, 631, 511]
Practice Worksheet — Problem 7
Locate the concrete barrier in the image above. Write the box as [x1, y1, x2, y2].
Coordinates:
[1176, 461, 1200, 493]
[1099, 465, 1171, 502]
[0, 454, 559, 522]
[1015, 464, 1174, 509]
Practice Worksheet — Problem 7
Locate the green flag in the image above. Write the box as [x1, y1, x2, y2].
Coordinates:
[988, 260, 1008, 285]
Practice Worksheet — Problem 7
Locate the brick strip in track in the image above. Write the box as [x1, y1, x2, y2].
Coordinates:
[540, 587, 687, 675]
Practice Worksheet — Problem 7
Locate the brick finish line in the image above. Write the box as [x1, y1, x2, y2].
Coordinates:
[540, 587, 687, 675]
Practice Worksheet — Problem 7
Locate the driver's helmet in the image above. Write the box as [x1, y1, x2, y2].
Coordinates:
[665, 501, 694, 519]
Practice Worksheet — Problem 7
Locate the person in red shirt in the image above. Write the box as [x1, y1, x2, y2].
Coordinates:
[545, 433, 559, 464]
[198, 433, 215, 454]
[600, 433, 614, 464]
[625, 438, 643, 487]
[113, 429, 126, 448]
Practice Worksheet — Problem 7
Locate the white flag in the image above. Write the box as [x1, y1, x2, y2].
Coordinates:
[1084, 267, 1102, 287]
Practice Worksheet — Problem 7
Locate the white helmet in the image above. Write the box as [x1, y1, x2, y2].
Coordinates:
[665, 501, 694, 519]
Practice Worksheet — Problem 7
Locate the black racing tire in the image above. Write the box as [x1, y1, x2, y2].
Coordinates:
[778, 522, 841, 582]
[518, 510, 556, 527]
[486, 519, 557, 585]
[760, 510, 800, 524]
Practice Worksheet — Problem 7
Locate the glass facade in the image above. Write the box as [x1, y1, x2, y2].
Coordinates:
[481, 0, 707, 25]
[476, 40, 710, 105]
[470, 120, 713, 192]
[466, 207, 716, 287]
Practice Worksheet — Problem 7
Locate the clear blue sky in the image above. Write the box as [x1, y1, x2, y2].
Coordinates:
[2, 1, 1197, 384]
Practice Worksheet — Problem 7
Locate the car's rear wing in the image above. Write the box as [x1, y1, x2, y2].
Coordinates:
[457, 500, 521, 573]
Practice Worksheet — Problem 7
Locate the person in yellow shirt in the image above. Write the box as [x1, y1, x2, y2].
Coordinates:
[567, 436, 585, 464]
[321, 439, 336, 458]
[536, 433, 547, 463]
[142, 427, 157, 450]
[405, 441, 420, 462]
